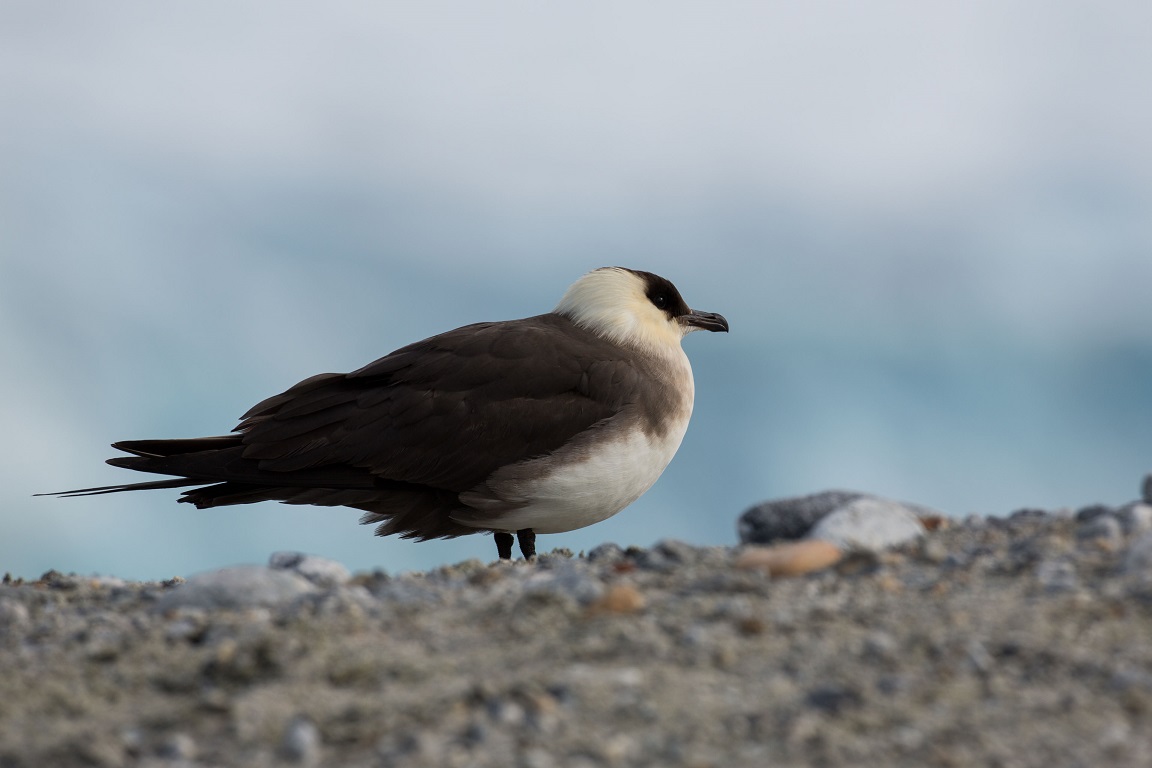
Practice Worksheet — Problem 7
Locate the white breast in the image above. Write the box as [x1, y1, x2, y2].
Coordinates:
[454, 350, 695, 534]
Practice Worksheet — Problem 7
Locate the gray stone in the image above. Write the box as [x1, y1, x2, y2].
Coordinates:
[806, 498, 926, 553]
[1077, 515, 1124, 547]
[268, 552, 351, 588]
[1076, 504, 1115, 523]
[522, 562, 605, 605]
[1035, 559, 1079, 593]
[739, 490, 941, 545]
[738, 490, 865, 544]
[157, 732, 197, 761]
[586, 543, 625, 563]
[1143, 474, 1152, 505]
[1123, 532, 1152, 575]
[155, 566, 319, 612]
[0, 598, 30, 633]
[635, 539, 701, 570]
[281, 715, 322, 766]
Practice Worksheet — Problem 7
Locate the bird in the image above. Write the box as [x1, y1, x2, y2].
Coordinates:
[42, 267, 728, 560]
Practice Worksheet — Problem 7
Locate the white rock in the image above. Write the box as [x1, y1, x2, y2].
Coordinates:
[1118, 504, 1152, 536]
[268, 551, 351, 588]
[806, 497, 925, 553]
[156, 565, 319, 611]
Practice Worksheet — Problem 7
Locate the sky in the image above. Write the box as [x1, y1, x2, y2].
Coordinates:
[2, 1, 1151, 580]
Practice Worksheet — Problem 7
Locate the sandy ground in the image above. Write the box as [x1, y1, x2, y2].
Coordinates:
[3, 511, 1152, 768]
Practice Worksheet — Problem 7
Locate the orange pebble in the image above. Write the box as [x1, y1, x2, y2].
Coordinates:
[735, 540, 845, 577]
[588, 583, 646, 615]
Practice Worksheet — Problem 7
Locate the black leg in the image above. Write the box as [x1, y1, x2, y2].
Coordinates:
[516, 528, 536, 560]
[495, 531, 514, 560]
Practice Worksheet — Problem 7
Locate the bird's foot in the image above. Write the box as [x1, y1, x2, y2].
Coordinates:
[495, 531, 514, 560]
[516, 528, 536, 560]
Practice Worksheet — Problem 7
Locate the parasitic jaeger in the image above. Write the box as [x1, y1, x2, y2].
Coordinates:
[42, 267, 728, 560]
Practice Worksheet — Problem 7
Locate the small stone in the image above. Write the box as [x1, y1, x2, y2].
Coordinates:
[737, 490, 866, 544]
[268, 552, 351, 588]
[85, 627, 124, 662]
[735, 540, 844, 577]
[520, 747, 557, 768]
[917, 538, 949, 564]
[1123, 532, 1152, 575]
[88, 575, 128, 589]
[586, 543, 625, 563]
[1035, 559, 1079, 593]
[635, 539, 699, 570]
[861, 631, 898, 661]
[1077, 515, 1124, 549]
[281, 715, 322, 766]
[156, 566, 319, 612]
[740, 491, 944, 546]
[165, 609, 209, 643]
[918, 515, 949, 531]
[807, 498, 926, 553]
[805, 684, 862, 714]
[652, 538, 700, 563]
[524, 563, 605, 605]
[0, 598, 31, 633]
[157, 732, 197, 761]
[586, 583, 645, 615]
[1010, 508, 1050, 521]
[1117, 504, 1152, 536]
[1076, 504, 1115, 523]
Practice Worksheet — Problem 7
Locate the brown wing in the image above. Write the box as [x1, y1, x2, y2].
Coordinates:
[235, 313, 636, 493]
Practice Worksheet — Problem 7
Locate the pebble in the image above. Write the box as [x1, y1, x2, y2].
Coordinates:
[1123, 532, 1152, 575]
[739, 490, 939, 548]
[523, 562, 606, 605]
[1076, 504, 1114, 523]
[806, 497, 926, 553]
[155, 565, 319, 612]
[1117, 504, 1152, 536]
[634, 539, 700, 571]
[269, 551, 352, 588]
[586, 543, 625, 563]
[805, 683, 863, 715]
[281, 715, 322, 766]
[1077, 515, 1124, 549]
[1035, 559, 1079, 593]
[735, 540, 843, 577]
[157, 732, 197, 761]
[737, 490, 867, 544]
[0, 598, 31, 633]
[586, 583, 646, 615]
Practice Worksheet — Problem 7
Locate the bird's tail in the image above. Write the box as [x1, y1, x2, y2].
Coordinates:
[35, 476, 208, 498]
[36, 436, 243, 499]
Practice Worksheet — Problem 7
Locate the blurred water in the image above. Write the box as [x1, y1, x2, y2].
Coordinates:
[2, 2, 1150, 579]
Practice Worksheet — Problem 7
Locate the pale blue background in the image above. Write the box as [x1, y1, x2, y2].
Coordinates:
[3, 2, 1150, 580]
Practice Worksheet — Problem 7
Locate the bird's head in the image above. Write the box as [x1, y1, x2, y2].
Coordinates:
[554, 267, 729, 350]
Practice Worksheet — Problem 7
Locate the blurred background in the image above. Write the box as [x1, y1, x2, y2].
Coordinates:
[2, 2, 1150, 580]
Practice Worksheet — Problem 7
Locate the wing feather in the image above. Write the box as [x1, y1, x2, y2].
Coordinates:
[235, 314, 636, 491]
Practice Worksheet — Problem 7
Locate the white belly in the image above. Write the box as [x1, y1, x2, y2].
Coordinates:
[453, 410, 691, 534]
[453, 346, 696, 534]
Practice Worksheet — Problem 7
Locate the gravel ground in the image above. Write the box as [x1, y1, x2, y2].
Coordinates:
[5, 505, 1152, 768]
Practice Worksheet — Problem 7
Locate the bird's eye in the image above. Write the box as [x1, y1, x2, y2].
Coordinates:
[651, 293, 668, 310]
